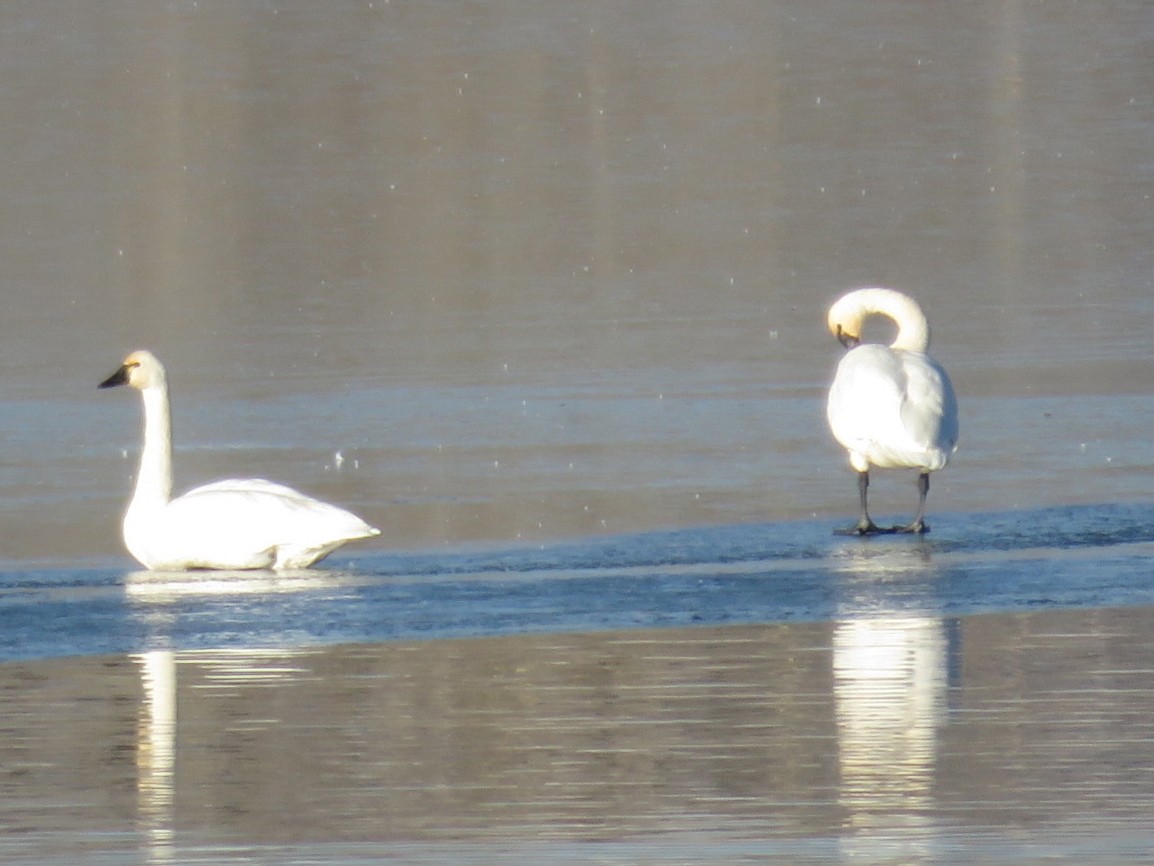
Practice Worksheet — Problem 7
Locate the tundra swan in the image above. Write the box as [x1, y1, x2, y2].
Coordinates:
[99, 350, 380, 570]
[826, 288, 958, 535]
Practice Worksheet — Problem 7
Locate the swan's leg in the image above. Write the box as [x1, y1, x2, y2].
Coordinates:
[835, 470, 887, 535]
[897, 472, 931, 534]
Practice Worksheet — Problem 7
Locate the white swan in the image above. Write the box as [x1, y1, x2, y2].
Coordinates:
[826, 288, 958, 535]
[99, 350, 380, 570]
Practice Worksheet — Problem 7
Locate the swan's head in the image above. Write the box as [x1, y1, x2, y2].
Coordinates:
[99, 350, 167, 391]
[827, 290, 881, 349]
[827, 301, 863, 350]
[827, 287, 930, 353]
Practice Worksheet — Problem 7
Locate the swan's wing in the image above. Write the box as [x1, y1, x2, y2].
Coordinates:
[164, 478, 379, 551]
[900, 354, 959, 458]
[136, 478, 378, 571]
[828, 345, 957, 471]
[182, 478, 317, 503]
[827, 345, 906, 447]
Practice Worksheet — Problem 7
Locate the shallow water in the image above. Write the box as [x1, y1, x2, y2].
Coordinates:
[0, 0, 1151, 562]
[0, 0, 1152, 863]
[0, 508, 1153, 863]
[2, 501, 1154, 661]
[3, 595, 1154, 864]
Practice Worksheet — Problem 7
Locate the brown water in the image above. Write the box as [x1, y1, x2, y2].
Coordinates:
[0, 1, 1153, 862]
[1, 607, 1153, 864]
[0, 0, 1151, 561]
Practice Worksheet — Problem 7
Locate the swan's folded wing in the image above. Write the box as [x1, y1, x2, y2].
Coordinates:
[899, 354, 959, 459]
[827, 345, 906, 444]
[828, 345, 958, 471]
[168, 478, 379, 546]
[182, 478, 317, 503]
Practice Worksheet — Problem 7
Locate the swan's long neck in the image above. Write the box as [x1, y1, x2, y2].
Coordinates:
[830, 289, 932, 355]
[132, 382, 174, 511]
[882, 294, 930, 353]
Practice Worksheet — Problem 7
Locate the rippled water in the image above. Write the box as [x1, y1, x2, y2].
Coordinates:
[0, 507, 1153, 863]
[0, 501, 1153, 661]
[4, 595, 1154, 865]
[0, 0, 1153, 863]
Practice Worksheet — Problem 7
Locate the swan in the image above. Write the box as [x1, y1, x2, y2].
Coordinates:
[825, 288, 958, 535]
[99, 350, 380, 570]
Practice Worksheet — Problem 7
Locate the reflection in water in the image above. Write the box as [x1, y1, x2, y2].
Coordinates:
[136, 649, 175, 865]
[830, 541, 949, 857]
[2, 0, 1151, 562]
[834, 616, 947, 856]
[128, 568, 336, 864]
[124, 569, 360, 603]
[2, 607, 1154, 861]
[134, 645, 322, 864]
[829, 536, 936, 573]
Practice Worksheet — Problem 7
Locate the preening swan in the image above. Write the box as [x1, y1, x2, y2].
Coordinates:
[826, 288, 958, 535]
[99, 350, 380, 570]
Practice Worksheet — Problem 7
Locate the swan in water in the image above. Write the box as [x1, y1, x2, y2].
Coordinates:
[99, 350, 380, 570]
[826, 288, 958, 535]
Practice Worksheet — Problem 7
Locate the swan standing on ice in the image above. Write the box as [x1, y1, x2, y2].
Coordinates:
[826, 288, 958, 535]
[99, 350, 380, 570]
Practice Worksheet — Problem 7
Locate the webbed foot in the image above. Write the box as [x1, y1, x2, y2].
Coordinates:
[834, 521, 897, 537]
[893, 520, 929, 534]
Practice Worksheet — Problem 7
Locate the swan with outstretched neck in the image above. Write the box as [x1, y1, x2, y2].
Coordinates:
[826, 288, 958, 535]
[99, 350, 379, 570]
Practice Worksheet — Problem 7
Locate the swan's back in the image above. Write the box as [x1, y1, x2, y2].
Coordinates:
[828, 343, 957, 472]
[139, 479, 379, 570]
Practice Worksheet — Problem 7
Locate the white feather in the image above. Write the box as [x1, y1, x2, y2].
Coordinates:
[828, 343, 957, 473]
[101, 350, 379, 571]
[825, 288, 958, 532]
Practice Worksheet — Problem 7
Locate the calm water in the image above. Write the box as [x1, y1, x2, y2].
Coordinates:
[0, 0, 1152, 863]
[4, 554, 1154, 865]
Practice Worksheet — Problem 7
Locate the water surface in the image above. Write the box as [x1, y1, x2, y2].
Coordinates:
[3, 600, 1154, 865]
[0, 1, 1151, 863]
[0, 0, 1150, 560]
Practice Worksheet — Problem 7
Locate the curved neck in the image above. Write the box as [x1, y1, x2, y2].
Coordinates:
[878, 293, 930, 353]
[132, 382, 174, 509]
[889, 305, 930, 352]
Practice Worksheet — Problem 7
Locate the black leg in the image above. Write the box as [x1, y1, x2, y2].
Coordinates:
[835, 470, 888, 535]
[896, 472, 930, 534]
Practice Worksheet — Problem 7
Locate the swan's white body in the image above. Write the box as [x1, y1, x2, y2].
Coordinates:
[826, 288, 958, 533]
[101, 350, 379, 570]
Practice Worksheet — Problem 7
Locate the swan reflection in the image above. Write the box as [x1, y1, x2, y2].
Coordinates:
[133, 644, 316, 863]
[135, 649, 175, 865]
[124, 568, 359, 602]
[829, 538, 950, 856]
[833, 614, 947, 854]
[829, 538, 934, 578]
[127, 562, 342, 861]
